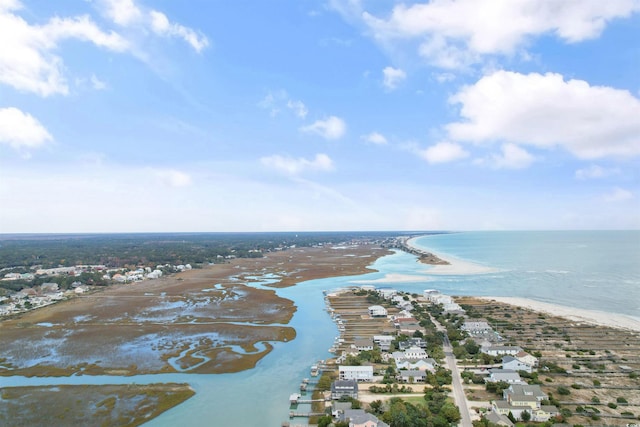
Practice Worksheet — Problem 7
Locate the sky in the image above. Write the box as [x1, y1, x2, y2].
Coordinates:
[1, 0, 639, 233]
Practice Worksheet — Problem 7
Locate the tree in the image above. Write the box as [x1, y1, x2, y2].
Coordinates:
[521, 410, 531, 422]
[317, 415, 332, 427]
[369, 399, 384, 414]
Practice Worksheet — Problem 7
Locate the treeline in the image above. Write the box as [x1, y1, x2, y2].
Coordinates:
[0, 231, 399, 270]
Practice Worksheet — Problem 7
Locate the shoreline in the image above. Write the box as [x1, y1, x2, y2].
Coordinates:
[476, 296, 640, 332]
[406, 236, 500, 275]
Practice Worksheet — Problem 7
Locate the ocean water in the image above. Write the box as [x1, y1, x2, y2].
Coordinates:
[6, 231, 639, 426]
[408, 230, 640, 317]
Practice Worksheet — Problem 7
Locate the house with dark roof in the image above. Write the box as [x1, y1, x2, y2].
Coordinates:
[331, 380, 359, 400]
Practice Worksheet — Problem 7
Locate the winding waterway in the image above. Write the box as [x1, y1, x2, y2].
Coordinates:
[5, 231, 639, 426]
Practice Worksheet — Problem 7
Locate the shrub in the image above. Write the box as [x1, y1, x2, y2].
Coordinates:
[607, 402, 617, 409]
[557, 386, 570, 395]
[617, 397, 628, 404]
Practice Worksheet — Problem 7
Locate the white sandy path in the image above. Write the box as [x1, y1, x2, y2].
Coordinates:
[478, 296, 640, 332]
[406, 237, 500, 275]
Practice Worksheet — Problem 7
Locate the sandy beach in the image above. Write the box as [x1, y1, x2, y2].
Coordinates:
[477, 296, 640, 332]
[406, 237, 500, 275]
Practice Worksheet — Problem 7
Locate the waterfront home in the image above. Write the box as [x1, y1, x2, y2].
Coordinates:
[368, 305, 387, 318]
[331, 380, 359, 400]
[339, 409, 390, 427]
[353, 338, 374, 352]
[502, 355, 534, 373]
[339, 365, 374, 382]
[485, 369, 525, 384]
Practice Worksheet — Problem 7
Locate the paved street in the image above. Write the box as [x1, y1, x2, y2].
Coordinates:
[431, 315, 473, 427]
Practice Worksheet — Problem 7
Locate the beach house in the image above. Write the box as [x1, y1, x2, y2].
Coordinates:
[339, 365, 374, 382]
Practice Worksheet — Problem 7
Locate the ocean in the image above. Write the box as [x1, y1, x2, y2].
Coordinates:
[408, 230, 640, 317]
[5, 231, 639, 426]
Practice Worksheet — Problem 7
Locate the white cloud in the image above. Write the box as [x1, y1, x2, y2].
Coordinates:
[487, 143, 535, 169]
[261, 153, 334, 175]
[575, 165, 620, 180]
[300, 116, 346, 140]
[287, 99, 308, 119]
[90, 74, 107, 90]
[155, 169, 192, 188]
[258, 90, 307, 119]
[382, 66, 406, 90]
[0, 107, 52, 150]
[100, 0, 209, 53]
[447, 71, 640, 159]
[363, 131, 388, 145]
[0, 6, 128, 96]
[603, 187, 634, 202]
[362, 0, 640, 68]
[419, 141, 469, 164]
[101, 0, 143, 26]
[149, 10, 208, 53]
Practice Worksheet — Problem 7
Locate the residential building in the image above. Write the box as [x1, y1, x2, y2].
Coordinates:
[485, 369, 525, 384]
[339, 365, 374, 382]
[331, 380, 358, 400]
[502, 355, 534, 373]
[368, 305, 387, 317]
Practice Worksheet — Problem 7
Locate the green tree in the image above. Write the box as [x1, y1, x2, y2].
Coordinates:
[521, 410, 531, 422]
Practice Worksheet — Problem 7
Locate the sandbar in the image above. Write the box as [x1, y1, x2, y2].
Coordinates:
[406, 237, 499, 275]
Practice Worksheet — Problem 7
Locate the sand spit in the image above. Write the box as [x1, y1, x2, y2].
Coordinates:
[406, 237, 499, 275]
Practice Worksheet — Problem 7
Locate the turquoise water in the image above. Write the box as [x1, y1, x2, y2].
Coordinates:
[410, 231, 640, 316]
[6, 231, 639, 426]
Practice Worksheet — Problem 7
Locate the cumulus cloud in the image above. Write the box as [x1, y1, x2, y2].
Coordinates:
[300, 116, 346, 140]
[362, 0, 640, 68]
[603, 187, 634, 202]
[101, 0, 143, 26]
[260, 153, 334, 175]
[419, 141, 469, 164]
[382, 66, 406, 90]
[0, 4, 128, 96]
[447, 71, 640, 159]
[0, 107, 52, 150]
[575, 165, 620, 180]
[362, 132, 388, 145]
[155, 169, 192, 188]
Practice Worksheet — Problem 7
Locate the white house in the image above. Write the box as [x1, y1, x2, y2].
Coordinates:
[339, 365, 374, 382]
[482, 345, 523, 356]
[515, 351, 538, 367]
[404, 346, 427, 360]
[502, 356, 533, 373]
[368, 305, 387, 317]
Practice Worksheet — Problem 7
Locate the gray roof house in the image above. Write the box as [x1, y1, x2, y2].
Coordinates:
[331, 380, 359, 400]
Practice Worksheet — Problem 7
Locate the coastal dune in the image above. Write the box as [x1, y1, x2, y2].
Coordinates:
[477, 296, 640, 332]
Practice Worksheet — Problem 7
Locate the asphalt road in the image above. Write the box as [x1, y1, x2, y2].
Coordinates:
[431, 315, 473, 427]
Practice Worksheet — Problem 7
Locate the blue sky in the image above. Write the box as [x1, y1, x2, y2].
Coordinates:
[1, 0, 639, 232]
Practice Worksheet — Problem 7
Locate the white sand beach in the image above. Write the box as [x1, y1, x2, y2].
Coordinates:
[406, 237, 500, 275]
[351, 273, 435, 284]
[478, 296, 640, 332]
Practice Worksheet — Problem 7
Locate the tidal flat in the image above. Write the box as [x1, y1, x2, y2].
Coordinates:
[0, 244, 389, 377]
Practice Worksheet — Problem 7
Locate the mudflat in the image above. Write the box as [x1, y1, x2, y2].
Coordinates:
[0, 244, 389, 376]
